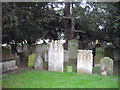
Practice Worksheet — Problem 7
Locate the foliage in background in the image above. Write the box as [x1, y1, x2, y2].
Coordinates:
[2, 2, 120, 51]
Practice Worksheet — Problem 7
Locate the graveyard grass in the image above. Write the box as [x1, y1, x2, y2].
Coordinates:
[2, 68, 118, 88]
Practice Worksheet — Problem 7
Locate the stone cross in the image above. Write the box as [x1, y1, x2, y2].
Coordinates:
[77, 50, 93, 74]
[48, 40, 64, 72]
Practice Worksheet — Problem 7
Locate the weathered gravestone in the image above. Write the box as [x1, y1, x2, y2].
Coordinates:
[48, 40, 64, 72]
[64, 50, 69, 62]
[1, 55, 19, 73]
[28, 53, 37, 67]
[16, 45, 22, 53]
[68, 39, 78, 59]
[21, 44, 29, 65]
[34, 55, 43, 70]
[67, 66, 72, 72]
[113, 48, 120, 61]
[2, 45, 11, 55]
[100, 57, 113, 75]
[35, 44, 49, 61]
[23, 44, 29, 55]
[77, 50, 93, 74]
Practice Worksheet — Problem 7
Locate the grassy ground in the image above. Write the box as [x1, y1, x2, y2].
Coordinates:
[2, 68, 118, 88]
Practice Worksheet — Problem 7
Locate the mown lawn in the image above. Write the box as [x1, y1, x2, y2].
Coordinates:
[2, 68, 118, 88]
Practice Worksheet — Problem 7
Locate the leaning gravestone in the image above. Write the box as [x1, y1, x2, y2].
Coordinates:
[28, 53, 37, 67]
[68, 39, 78, 59]
[100, 57, 113, 75]
[34, 55, 43, 70]
[48, 40, 64, 72]
[77, 50, 93, 74]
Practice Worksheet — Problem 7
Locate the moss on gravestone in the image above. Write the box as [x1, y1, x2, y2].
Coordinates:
[67, 66, 72, 72]
[28, 53, 37, 67]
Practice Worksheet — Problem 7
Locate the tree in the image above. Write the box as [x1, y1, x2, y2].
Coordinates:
[2, 2, 62, 53]
[72, 2, 120, 49]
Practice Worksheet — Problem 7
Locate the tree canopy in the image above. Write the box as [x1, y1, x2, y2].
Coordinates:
[2, 2, 120, 49]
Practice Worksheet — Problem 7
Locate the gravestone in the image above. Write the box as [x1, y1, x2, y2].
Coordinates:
[68, 40, 78, 59]
[30, 45, 37, 54]
[22, 44, 29, 65]
[35, 44, 49, 61]
[23, 44, 29, 55]
[104, 47, 113, 59]
[48, 40, 64, 72]
[1, 55, 19, 73]
[28, 53, 37, 67]
[94, 55, 102, 67]
[44, 51, 48, 62]
[77, 50, 93, 74]
[100, 57, 113, 75]
[41, 44, 49, 62]
[16, 45, 22, 53]
[34, 55, 43, 70]
[113, 48, 120, 61]
[35, 44, 42, 55]
[64, 50, 69, 62]
[67, 66, 72, 72]
[2, 45, 11, 55]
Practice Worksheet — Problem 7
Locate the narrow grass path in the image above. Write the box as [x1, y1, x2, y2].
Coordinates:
[2, 68, 118, 88]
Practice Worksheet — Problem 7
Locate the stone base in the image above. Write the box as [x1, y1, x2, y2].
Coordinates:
[8, 66, 18, 70]
[1, 66, 18, 73]
[77, 68, 92, 74]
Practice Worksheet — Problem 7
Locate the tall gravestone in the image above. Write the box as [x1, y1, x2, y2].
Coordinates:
[22, 44, 29, 65]
[100, 57, 113, 75]
[28, 53, 37, 67]
[68, 40, 78, 59]
[48, 40, 64, 72]
[34, 55, 43, 70]
[77, 50, 93, 74]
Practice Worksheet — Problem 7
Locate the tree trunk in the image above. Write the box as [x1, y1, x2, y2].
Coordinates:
[64, 2, 74, 50]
